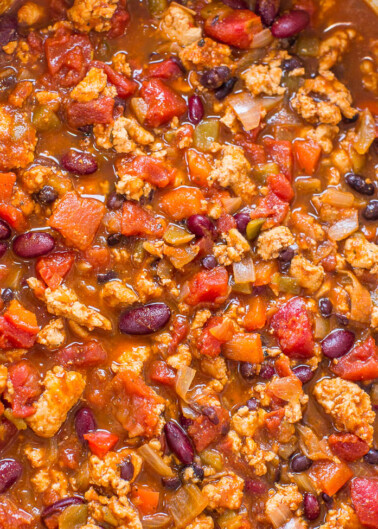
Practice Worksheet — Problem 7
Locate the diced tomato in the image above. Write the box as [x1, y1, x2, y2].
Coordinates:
[0, 317, 37, 349]
[332, 336, 378, 381]
[328, 433, 369, 462]
[117, 156, 175, 188]
[254, 260, 278, 286]
[56, 340, 107, 367]
[121, 201, 165, 237]
[160, 187, 206, 221]
[149, 361, 176, 386]
[244, 296, 266, 331]
[263, 138, 293, 180]
[93, 61, 137, 98]
[8, 360, 41, 418]
[293, 139, 322, 175]
[49, 192, 105, 250]
[186, 150, 212, 188]
[351, 478, 378, 529]
[36, 251, 75, 289]
[111, 369, 164, 437]
[183, 267, 229, 306]
[141, 79, 187, 128]
[271, 297, 314, 358]
[236, 140, 266, 165]
[66, 96, 115, 128]
[267, 173, 294, 202]
[148, 59, 182, 80]
[250, 191, 289, 227]
[198, 316, 234, 357]
[107, 3, 130, 39]
[224, 333, 263, 363]
[309, 459, 353, 496]
[0, 498, 33, 529]
[167, 315, 189, 355]
[4, 300, 39, 335]
[204, 8, 263, 49]
[84, 430, 119, 458]
[0, 172, 16, 203]
[45, 29, 92, 88]
[264, 408, 285, 433]
[188, 405, 229, 451]
[131, 486, 159, 516]
[0, 203, 27, 231]
[217, 213, 236, 233]
[82, 246, 110, 271]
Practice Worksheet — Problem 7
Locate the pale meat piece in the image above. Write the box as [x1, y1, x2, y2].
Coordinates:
[160, 3, 202, 46]
[202, 472, 244, 510]
[36, 318, 66, 349]
[265, 484, 302, 522]
[70, 67, 107, 102]
[257, 226, 295, 260]
[318, 29, 357, 71]
[318, 503, 360, 529]
[179, 38, 232, 70]
[289, 255, 325, 292]
[344, 233, 378, 274]
[68, 0, 119, 32]
[186, 515, 214, 529]
[0, 104, 37, 170]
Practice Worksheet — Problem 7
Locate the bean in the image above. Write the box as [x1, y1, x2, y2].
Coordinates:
[290, 454, 312, 472]
[191, 463, 204, 480]
[170, 56, 185, 73]
[61, 150, 98, 175]
[107, 233, 123, 246]
[202, 255, 218, 269]
[0, 242, 7, 259]
[164, 421, 194, 465]
[246, 398, 258, 410]
[161, 476, 181, 490]
[321, 329, 355, 359]
[0, 418, 17, 452]
[34, 186, 58, 205]
[199, 66, 230, 89]
[244, 479, 268, 495]
[214, 77, 237, 100]
[234, 212, 251, 234]
[107, 192, 125, 210]
[303, 493, 320, 521]
[0, 459, 22, 493]
[292, 365, 314, 384]
[119, 303, 171, 335]
[120, 459, 134, 481]
[271, 9, 310, 38]
[364, 449, 378, 465]
[187, 214, 214, 237]
[0, 219, 11, 240]
[322, 493, 333, 508]
[319, 297, 332, 318]
[1, 288, 14, 302]
[188, 95, 204, 125]
[222, 0, 249, 9]
[345, 173, 375, 196]
[97, 271, 118, 284]
[41, 497, 85, 524]
[202, 406, 219, 425]
[363, 200, 378, 220]
[179, 414, 193, 430]
[75, 407, 96, 444]
[259, 364, 275, 379]
[240, 362, 257, 380]
[0, 16, 18, 47]
[282, 55, 304, 72]
[255, 0, 280, 26]
[13, 232, 55, 259]
[337, 314, 349, 326]
[278, 247, 294, 262]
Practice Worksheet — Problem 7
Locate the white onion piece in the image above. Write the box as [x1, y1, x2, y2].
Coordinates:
[281, 519, 308, 529]
[251, 28, 274, 48]
[176, 366, 196, 401]
[142, 514, 172, 529]
[363, 0, 378, 15]
[260, 95, 284, 112]
[328, 212, 359, 241]
[233, 254, 255, 284]
[228, 93, 262, 131]
[267, 502, 292, 528]
[320, 188, 355, 208]
[138, 444, 174, 477]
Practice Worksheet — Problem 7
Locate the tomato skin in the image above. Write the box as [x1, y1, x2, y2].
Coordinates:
[328, 433, 369, 462]
[149, 361, 176, 386]
[351, 478, 378, 529]
[117, 156, 175, 188]
[250, 191, 289, 227]
[121, 201, 165, 237]
[148, 59, 182, 80]
[141, 79, 187, 128]
[188, 405, 229, 451]
[93, 61, 137, 98]
[293, 138, 321, 174]
[84, 430, 119, 458]
[271, 297, 314, 359]
[183, 267, 229, 306]
[0, 203, 27, 231]
[66, 96, 115, 128]
[36, 252, 75, 290]
[332, 336, 378, 381]
[263, 138, 293, 180]
[8, 361, 41, 418]
[107, 4, 130, 39]
[0, 172, 16, 202]
[267, 173, 294, 202]
[197, 316, 232, 358]
[56, 341, 107, 368]
[309, 460, 353, 496]
[204, 9, 263, 49]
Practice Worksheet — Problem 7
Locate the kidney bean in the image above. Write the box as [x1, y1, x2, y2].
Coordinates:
[282, 55, 304, 72]
[303, 493, 320, 521]
[119, 303, 171, 335]
[214, 77, 237, 100]
[13, 232, 55, 259]
[0, 16, 18, 47]
[244, 478, 268, 495]
[321, 329, 354, 359]
[292, 365, 314, 384]
[222, 0, 249, 8]
[364, 449, 378, 465]
[202, 255, 218, 269]
[162, 476, 181, 490]
[188, 95, 204, 125]
[187, 215, 214, 237]
[259, 364, 275, 379]
[0, 219, 11, 240]
[199, 66, 230, 89]
[0, 242, 7, 259]
[363, 200, 378, 220]
[0, 459, 23, 493]
[345, 173, 375, 196]
[234, 212, 251, 234]
[319, 297, 332, 318]
[75, 407, 96, 444]
[107, 233, 123, 246]
[61, 150, 98, 175]
[107, 192, 125, 210]
[164, 421, 194, 465]
[322, 493, 333, 507]
[290, 454, 312, 472]
[246, 398, 259, 410]
[41, 496, 85, 525]
[34, 186, 59, 206]
[179, 414, 193, 430]
[256, 0, 280, 26]
[271, 9, 310, 38]
[120, 459, 134, 481]
[278, 247, 294, 262]
[240, 362, 257, 380]
[97, 271, 118, 284]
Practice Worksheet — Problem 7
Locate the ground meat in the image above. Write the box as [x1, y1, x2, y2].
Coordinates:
[344, 234, 378, 274]
[36, 318, 66, 349]
[289, 254, 325, 292]
[8, 81, 33, 108]
[319, 503, 359, 529]
[70, 67, 108, 102]
[0, 104, 37, 170]
[88, 447, 141, 495]
[241, 51, 287, 96]
[179, 38, 232, 70]
[213, 228, 250, 265]
[160, 4, 202, 46]
[31, 467, 69, 497]
[208, 145, 255, 202]
[186, 515, 214, 529]
[0, 365, 8, 394]
[68, 0, 119, 32]
[20, 165, 72, 196]
[257, 226, 295, 260]
[360, 40, 378, 94]
[85, 487, 142, 529]
[26, 366, 85, 438]
[241, 437, 276, 476]
[306, 124, 339, 154]
[265, 484, 302, 522]
[17, 2, 45, 27]
[291, 72, 358, 124]
[112, 345, 151, 375]
[202, 472, 244, 510]
[231, 406, 265, 437]
[24, 445, 46, 468]
[318, 29, 357, 71]
[101, 281, 138, 307]
[95, 117, 154, 155]
[313, 377, 375, 445]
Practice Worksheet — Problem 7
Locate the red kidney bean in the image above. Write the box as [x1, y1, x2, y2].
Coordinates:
[41, 497, 85, 526]
[119, 303, 171, 335]
[214, 77, 237, 100]
[187, 215, 214, 237]
[244, 478, 268, 495]
[345, 173, 375, 196]
[179, 414, 193, 430]
[188, 95, 204, 125]
[0, 16, 18, 47]
[0, 459, 23, 493]
[61, 150, 98, 175]
[34, 186, 58, 205]
[222, 0, 249, 9]
[0, 219, 11, 240]
[363, 200, 378, 220]
[321, 329, 355, 359]
[120, 459, 134, 481]
[199, 66, 231, 89]
[164, 421, 194, 465]
[107, 233, 123, 246]
[240, 362, 257, 380]
[364, 449, 378, 465]
[202, 255, 218, 269]
[13, 232, 55, 259]
[246, 398, 258, 410]
[107, 192, 125, 210]
[75, 407, 96, 444]
[259, 364, 275, 379]
[271, 9, 310, 38]
[319, 297, 333, 318]
[303, 493, 320, 521]
[290, 454, 312, 472]
[234, 212, 251, 234]
[292, 365, 314, 384]
[256, 0, 280, 26]
[161, 476, 181, 490]
[0, 242, 7, 259]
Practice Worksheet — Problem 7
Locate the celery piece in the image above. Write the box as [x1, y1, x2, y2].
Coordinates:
[200, 450, 224, 471]
[58, 505, 88, 529]
[148, 0, 167, 16]
[32, 105, 61, 132]
[296, 35, 320, 57]
[194, 120, 220, 152]
[246, 218, 265, 241]
[271, 273, 300, 294]
[163, 224, 195, 246]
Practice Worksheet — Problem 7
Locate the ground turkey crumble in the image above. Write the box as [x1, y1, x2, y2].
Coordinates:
[202, 472, 244, 511]
[289, 254, 325, 293]
[344, 233, 378, 274]
[68, 0, 119, 33]
[160, 3, 202, 46]
[257, 226, 295, 260]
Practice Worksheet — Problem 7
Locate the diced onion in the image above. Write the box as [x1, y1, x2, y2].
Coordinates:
[142, 514, 172, 529]
[269, 376, 302, 402]
[260, 95, 284, 112]
[267, 502, 292, 528]
[251, 28, 274, 49]
[175, 366, 196, 401]
[354, 108, 376, 154]
[297, 425, 332, 461]
[327, 212, 359, 241]
[320, 188, 355, 208]
[281, 519, 308, 529]
[221, 196, 242, 214]
[228, 92, 262, 131]
[233, 254, 255, 284]
[138, 444, 174, 477]
[291, 473, 317, 494]
[167, 484, 208, 528]
[314, 315, 329, 339]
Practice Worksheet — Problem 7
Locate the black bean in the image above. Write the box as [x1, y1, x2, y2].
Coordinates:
[363, 200, 378, 220]
[164, 421, 194, 465]
[187, 215, 214, 237]
[278, 246, 295, 262]
[120, 459, 134, 481]
[13, 232, 55, 259]
[0, 459, 22, 493]
[75, 407, 96, 444]
[303, 493, 320, 521]
[202, 255, 218, 269]
[188, 95, 204, 124]
[107, 233, 123, 246]
[321, 329, 355, 359]
[345, 173, 375, 196]
[364, 448, 378, 465]
[343, 112, 359, 124]
[1, 288, 14, 303]
[61, 150, 98, 175]
[199, 66, 230, 89]
[202, 406, 219, 425]
[271, 9, 310, 38]
[161, 476, 181, 490]
[319, 297, 332, 318]
[240, 362, 257, 380]
[292, 365, 314, 384]
[0, 16, 18, 47]
[246, 398, 259, 410]
[107, 192, 125, 210]
[41, 497, 85, 525]
[0, 242, 7, 259]
[191, 463, 204, 480]
[259, 364, 275, 379]
[282, 55, 304, 72]
[290, 454, 312, 472]
[234, 212, 251, 235]
[222, 0, 249, 9]
[322, 493, 333, 507]
[0, 219, 11, 240]
[97, 271, 118, 284]
[255, 0, 280, 26]
[34, 185, 59, 206]
[214, 77, 237, 100]
[119, 303, 171, 335]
